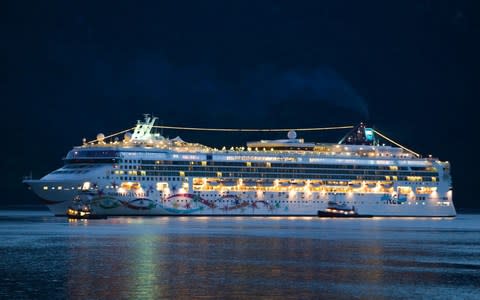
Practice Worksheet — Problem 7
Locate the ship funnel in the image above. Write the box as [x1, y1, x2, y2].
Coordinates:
[338, 123, 376, 145]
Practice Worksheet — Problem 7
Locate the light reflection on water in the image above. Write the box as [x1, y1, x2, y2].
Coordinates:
[0, 211, 479, 299]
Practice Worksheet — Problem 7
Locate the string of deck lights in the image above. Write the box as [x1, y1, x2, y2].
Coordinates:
[87, 125, 354, 143]
[372, 129, 420, 157]
[151, 125, 355, 132]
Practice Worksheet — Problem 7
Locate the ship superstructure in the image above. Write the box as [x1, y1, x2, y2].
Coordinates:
[24, 115, 455, 217]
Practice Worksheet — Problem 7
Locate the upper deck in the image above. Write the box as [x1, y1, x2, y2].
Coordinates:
[46, 116, 448, 193]
[73, 115, 423, 164]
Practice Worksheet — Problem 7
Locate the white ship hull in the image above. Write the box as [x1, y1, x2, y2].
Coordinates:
[26, 179, 455, 217]
[23, 116, 456, 217]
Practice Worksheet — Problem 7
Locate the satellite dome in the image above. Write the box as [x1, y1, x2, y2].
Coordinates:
[96, 133, 105, 142]
[287, 130, 297, 139]
[124, 132, 132, 142]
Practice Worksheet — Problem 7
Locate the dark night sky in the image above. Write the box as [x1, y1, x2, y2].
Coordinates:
[1, 1, 478, 208]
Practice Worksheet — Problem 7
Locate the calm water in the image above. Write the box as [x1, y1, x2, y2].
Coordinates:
[0, 210, 479, 299]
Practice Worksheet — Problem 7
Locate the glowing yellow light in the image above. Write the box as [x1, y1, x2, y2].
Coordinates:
[156, 182, 168, 191]
[288, 190, 297, 200]
[82, 182, 91, 190]
[256, 190, 264, 200]
[409, 190, 415, 200]
[305, 189, 312, 199]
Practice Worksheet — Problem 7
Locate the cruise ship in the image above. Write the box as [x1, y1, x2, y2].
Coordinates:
[24, 115, 455, 217]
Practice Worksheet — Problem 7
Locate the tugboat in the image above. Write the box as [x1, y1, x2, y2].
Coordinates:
[317, 201, 372, 218]
[66, 197, 107, 220]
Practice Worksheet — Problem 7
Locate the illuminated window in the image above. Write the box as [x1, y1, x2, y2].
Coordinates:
[82, 182, 91, 190]
[156, 182, 168, 191]
[407, 176, 422, 182]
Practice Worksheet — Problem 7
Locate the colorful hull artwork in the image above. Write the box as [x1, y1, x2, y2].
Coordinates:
[138, 193, 283, 214]
[66, 193, 288, 215]
[95, 197, 121, 209]
[121, 198, 157, 210]
[73, 191, 122, 210]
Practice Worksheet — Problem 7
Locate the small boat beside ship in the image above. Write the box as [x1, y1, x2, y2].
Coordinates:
[66, 199, 107, 219]
[317, 201, 372, 218]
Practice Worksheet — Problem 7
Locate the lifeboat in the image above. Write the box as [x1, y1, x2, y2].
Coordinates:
[243, 179, 257, 187]
[293, 181, 305, 187]
[207, 179, 221, 186]
[349, 182, 362, 188]
[310, 181, 322, 187]
[261, 180, 275, 187]
[366, 182, 377, 188]
[381, 182, 393, 188]
[280, 181, 291, 187]
[222, 179, 237, 186]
